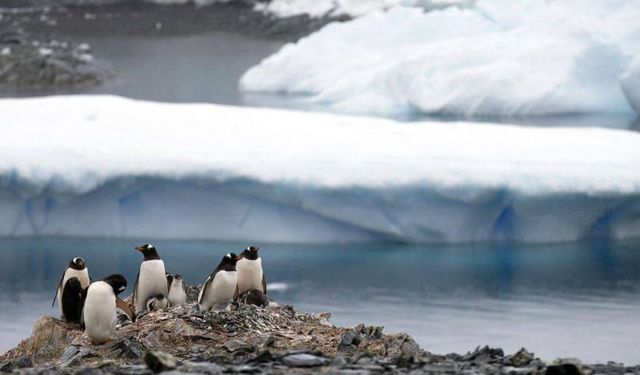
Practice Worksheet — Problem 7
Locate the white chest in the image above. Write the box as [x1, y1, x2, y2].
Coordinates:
[135, 259, 167, 311]
[83, 281, 116, 343]
[236, 258, 263, 294]
[199, 271, 237, 310]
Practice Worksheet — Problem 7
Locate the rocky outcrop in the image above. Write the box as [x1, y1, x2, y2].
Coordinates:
[0, 27, 112, 87]
[2, 299, 640, 374]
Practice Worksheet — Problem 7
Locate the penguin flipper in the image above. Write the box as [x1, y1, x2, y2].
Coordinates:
[116, 297, 136, 322]
[198, 275, 212, 304]
[131, 271, 140, 307]
[262, 274, 267, 295]
[52, 271, 65, 307]
[234, 284, 239, 301]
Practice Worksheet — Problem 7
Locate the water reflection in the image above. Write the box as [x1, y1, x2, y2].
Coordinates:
[0, 237, 639, 364]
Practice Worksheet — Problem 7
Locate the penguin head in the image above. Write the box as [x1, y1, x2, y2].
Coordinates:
[166, 273, 174, 283]
[102, 274, 127, 296]
[173, 274, 183, 282]
[69, 257, 86, 270]
[217, 253, 241, 272]
[240, 246, 260, 260]
[135, 244, 160, 260]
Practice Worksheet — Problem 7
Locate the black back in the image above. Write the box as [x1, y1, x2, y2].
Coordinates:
[240, 246, 260, 261]
[61, 277, 85, 324]
[102, 274, 127, 296]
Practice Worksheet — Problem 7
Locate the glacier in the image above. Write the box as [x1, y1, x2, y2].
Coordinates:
[241, 0, 640, 118]
[1, 95, 640, 243]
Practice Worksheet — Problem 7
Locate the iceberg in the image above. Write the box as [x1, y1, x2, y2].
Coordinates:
[1, 95, 640, 244]
[241, 0, 640, 118]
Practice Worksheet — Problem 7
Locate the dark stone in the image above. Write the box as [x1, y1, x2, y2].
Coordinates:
[0, 357, 33, 371]
[463, 345, 505, 363]
[546, 364, 582, 375]
[177, 361, 223, 374]
[144, 351, 177, 373]
[251, 351, 274, 363]
[109, 337, 145, 360]
[224, 339, 252, 353]
[506, 348, 535, 367]
[280, 353, 329, 367]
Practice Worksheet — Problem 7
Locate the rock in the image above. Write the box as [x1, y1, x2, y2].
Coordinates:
[178, 361, 223, 374]
[108, 337, 146, 360]
[463, 345, 505, 363]
[144, 351, 177, 373]
[506, 348, 535, 367]
[546, 363, 583, 375]
[280, 352, 329, 367]
[224, 339, 252, 354]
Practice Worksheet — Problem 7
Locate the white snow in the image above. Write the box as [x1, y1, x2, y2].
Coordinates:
[1, 95, 640, 244]
[241, 0, 640, 118]
[252, 0, 471, 19]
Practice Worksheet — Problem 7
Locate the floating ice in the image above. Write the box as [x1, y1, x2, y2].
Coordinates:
[241, 0, 640, 118]
[1, 95, 640, 244]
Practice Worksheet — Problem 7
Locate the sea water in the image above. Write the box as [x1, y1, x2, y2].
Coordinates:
[0, 237, 639, 364]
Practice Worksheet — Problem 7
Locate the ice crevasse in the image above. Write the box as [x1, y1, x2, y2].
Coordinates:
[241, 0, 640, 118]
[1, 96, 640, 244]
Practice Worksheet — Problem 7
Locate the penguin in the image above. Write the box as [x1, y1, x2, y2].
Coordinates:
[236, 246, 266, 298]
[237, 289, 269, 308]
[146, 293, 169, 311]
[167, 274, 187, 306]
[198, 253, 240, 311]
[132, 244, 167, 314]
[53, 257, 91, 321]
[83, 274, 127, 344]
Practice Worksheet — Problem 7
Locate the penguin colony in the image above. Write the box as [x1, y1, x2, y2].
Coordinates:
[54, 244, 267, 344]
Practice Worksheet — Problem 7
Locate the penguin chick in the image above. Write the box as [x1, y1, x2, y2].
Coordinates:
[146, 294, 169, 312]
[132, 244, 167, 314]
[236, 246, 266, 297]
[168, 274, 187, 306]
[83, 274, 127, 344]
[198, 253, 240, 311]
[237, 289, 269, 308]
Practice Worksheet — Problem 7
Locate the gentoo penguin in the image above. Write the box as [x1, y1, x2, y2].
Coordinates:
[167, 274, 187, 306]
[83, 274, 127, 344]
[132, 244, 167, 314]
[146, 293, 169, 311]
[53, 257, 91, 321]
[198, 253, 240, 311]
[236, 246, 266, 297]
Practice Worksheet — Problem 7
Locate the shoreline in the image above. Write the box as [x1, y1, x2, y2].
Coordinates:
[1, 300, 638, 374]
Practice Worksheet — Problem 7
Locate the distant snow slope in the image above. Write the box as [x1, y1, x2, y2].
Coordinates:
[252, 0, 472, 19]
[241, 0, 640, 118]
[1, 96, 640, 243]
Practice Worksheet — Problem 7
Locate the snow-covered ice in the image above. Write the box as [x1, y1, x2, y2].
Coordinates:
[252, 0, 471, 19]
[241, 0, 640, 118]
[1, 95, 639, 244]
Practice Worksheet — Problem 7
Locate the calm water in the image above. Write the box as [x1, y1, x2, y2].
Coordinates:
[1, 237, 639, 364]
